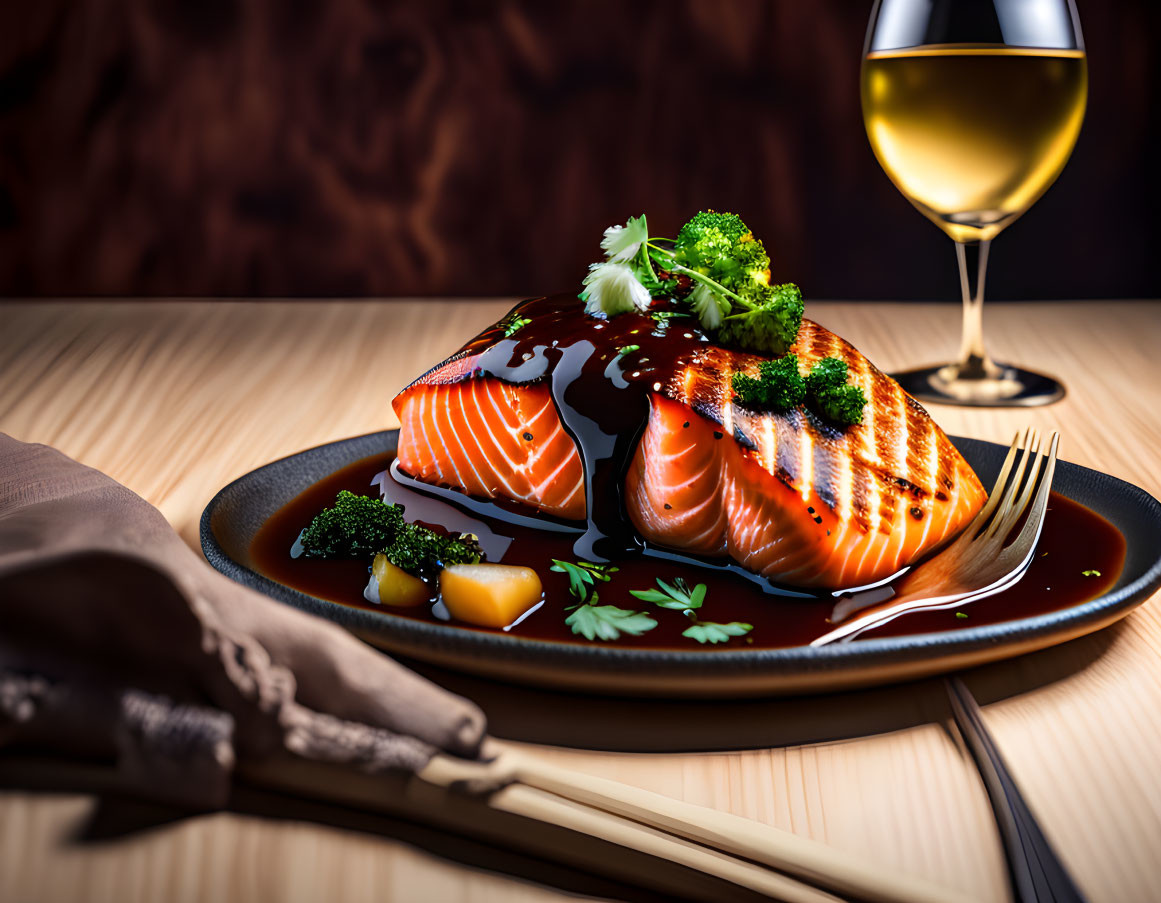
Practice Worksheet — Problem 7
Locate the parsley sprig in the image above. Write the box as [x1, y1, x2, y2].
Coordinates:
[552, 559, 658, 641]
[630, 578, 753, 645]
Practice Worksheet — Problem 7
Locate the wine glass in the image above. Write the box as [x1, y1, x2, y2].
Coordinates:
[862, 0, 1087, 406]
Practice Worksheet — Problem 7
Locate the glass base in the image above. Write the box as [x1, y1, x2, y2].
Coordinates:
[889, 362, 1065, 408]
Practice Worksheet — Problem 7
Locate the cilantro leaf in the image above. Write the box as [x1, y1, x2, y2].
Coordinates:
[630, 577, 706, 611]
[682, 621, 753, 644]
[550, 559, 618, 603]
[566, 605, 658, 641]
[550, 559, 595, 600]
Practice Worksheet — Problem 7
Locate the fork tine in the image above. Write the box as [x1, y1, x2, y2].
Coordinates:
[994, 430, 1051, 542]
[973, 429, 1026, 526]
[982, 428, 1038, 542]
[982, 428, 1037, 542]
[1006, 431, 1059, 552]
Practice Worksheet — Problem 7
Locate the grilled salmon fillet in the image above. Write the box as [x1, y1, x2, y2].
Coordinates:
[393, 308, 985, 589]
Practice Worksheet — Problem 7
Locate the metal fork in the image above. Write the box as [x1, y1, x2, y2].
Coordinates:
[811, 430, 1086, 901]
[811, 427, 1059, 646]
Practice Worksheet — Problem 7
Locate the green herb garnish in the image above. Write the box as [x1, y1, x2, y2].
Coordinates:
[382, 523, 483, 577]
[805, 357, 867, 427]
[682, 621, 754, 644]
[617, 344, 641, 357]
[550, 559, 618, 603]
[298, 491, 404, 559]
[580, 211, 803, 357]
[1081, 569, 1101, 577]
[630, 577, 753, 645]
[565, 604, 659, 642]
[731, 353, 866, 426]
[503, 316, 531, 337]
[297, 491, 482, 577]
[955, 611, 969, 619]
[731, 353, 806, 411]
[552, 559, 655, 641]
[581, 211, 865, 427]
[630, 577, 707, 611]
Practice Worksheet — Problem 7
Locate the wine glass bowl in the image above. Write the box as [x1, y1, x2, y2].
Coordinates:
[862, 0, 1087, 406]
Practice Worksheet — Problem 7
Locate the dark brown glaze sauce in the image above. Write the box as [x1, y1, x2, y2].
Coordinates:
[250, 453, 1127, 650]
[446, 295, 715, 560]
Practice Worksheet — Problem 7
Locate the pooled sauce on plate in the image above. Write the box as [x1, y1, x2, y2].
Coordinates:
[250, 452, 1126, 649]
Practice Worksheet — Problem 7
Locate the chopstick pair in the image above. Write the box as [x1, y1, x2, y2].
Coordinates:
[416, 742, 974, 903]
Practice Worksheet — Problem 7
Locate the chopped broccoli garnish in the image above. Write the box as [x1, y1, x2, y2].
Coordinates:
[298, 491, 405, 559]
[299, 491, 483, 576]
[731, 353, 867, 427]
[805, 356, 849, 395]
[716, 282, 804, 358]
[813, 383, 867, 426]
[732, 353, 806, 411]
[381, 523, 482, 576]
[806, 358, 867, 426]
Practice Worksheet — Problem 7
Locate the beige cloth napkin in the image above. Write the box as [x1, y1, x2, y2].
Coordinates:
[0, 434, 487, 808]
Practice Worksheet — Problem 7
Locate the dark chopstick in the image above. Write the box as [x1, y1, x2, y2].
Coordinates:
[944, 676, 1087, 903]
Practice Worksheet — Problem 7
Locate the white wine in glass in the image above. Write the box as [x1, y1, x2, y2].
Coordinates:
[862, 0, 1087, 406]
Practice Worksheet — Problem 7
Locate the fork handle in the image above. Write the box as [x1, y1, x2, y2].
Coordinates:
[945, 677, 1087, 903]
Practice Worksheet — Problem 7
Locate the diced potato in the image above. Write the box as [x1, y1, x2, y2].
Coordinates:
[440, 563, 543, 628]
[365, 553, 431, 607]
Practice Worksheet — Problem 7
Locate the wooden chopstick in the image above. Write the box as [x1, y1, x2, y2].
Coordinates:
[1, 754, 812, 902]
[420, 745, 974, 903]
[487, 781, 842, 903]
[250, 754, 838, 902]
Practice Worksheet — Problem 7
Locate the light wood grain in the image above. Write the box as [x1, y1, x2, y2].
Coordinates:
[2, 299, 1161, 903]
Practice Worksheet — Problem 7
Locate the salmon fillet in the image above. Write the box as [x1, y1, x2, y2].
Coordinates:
[393, 311, 985, 590]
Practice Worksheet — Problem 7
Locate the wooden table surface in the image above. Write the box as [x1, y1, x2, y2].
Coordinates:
[2, 299, 1160, 903]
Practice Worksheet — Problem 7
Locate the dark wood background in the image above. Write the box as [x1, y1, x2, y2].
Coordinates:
[1, 0, 1156, 301]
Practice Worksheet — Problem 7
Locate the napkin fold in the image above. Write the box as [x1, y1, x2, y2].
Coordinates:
[0, 434, 488, 808]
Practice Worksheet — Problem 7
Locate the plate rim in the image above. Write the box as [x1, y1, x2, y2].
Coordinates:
[200, 430, 1161, 678]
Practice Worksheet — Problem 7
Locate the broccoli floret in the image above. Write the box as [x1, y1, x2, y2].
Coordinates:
[298, 491, 405, 558]
[671, 213, 802, 355]
[813, 384, 867, 426]
[383, 523, 483, 577]
[442, 533, 484, 566]
[732, 354, 806, 411]
[672, 211, 771, 299]
[805, 356, 849, 395]
[298, 491, 485, 574]
[732, 353, 867, 426]
[716, 282, 804, 358]
[805, 357, 867, 426]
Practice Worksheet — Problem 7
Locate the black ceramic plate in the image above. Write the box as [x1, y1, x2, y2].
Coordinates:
[201, 431, 1161, 697]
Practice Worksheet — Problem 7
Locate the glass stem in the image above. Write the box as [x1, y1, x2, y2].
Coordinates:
[953, 239, 1001, 380]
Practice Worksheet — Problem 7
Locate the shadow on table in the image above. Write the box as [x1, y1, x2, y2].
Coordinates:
[0, 756, 770, 903]
[401, 620, 1125, 752]
[0, 622, 1124, 901]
